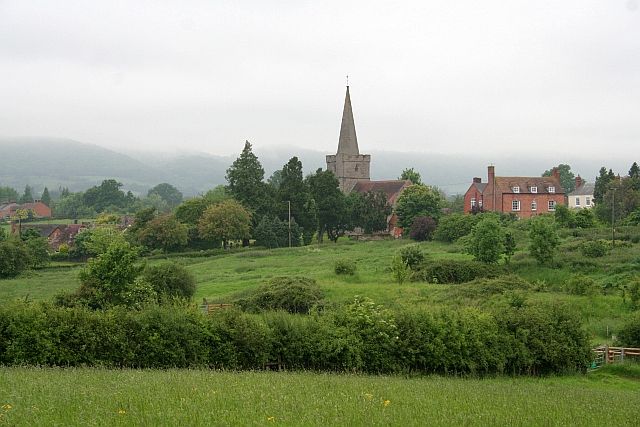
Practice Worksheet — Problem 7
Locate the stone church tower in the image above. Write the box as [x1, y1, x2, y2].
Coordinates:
[326, 86, 371, 192]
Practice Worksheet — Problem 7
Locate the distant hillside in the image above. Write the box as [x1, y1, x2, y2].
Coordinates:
[0, 137, 628, 198]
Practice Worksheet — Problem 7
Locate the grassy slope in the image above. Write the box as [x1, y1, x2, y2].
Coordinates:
[1, 366, 639, 426]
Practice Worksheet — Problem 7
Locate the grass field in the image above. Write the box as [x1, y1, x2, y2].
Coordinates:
[1, 365, 639, 426]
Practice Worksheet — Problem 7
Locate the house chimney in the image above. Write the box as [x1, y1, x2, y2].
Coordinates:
[574, 175, 584, 190]
[473, 177, 481, 183]
[551, 167, 561, 181]
[488, 165, 495, 183]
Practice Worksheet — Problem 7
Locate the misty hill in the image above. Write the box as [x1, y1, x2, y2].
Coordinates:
[0, 137, 624, 198]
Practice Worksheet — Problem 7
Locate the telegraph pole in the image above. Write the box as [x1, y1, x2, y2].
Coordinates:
[611, 188, 616, 247]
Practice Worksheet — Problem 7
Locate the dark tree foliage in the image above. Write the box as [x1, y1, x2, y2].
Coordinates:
[542, 164, 575, 193]
[593, 167, 616, 204]
[141, 263, 196, 299]
[395, 184, 443, 229]
[137, 214, 188, 252]
[503, 231, 516, 265]
[629, 162, 640, 179]
[399, 167, 422, 185]
[0, 240, 30, 278]
[306, 169, 349, 243]
[278, 157, 316, 244]
[409, 216, 437, 241]
[253, 216, 302, 248]
[349, 190, 392, 234]
[83, 179, 134, 213]
[147, 183, 183, 208]
[19, 185, 34, 204]
[40, 187, 51, 206]
[0, 186, 19, 203]
[595, 176, 640, 225]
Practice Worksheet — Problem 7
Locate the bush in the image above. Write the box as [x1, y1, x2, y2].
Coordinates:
[253, 216, 301, 249]
[141, 262, 196, 300]
[397, 244, 425, 271]
[563, 274, 598, 296]
[415, 259, 503, 284]
[334, 259, 356, 275]
[580, 240, 610, 258]
[467, 217, 504, 264]
[617, 313, 640, 347]
[234, 277, 324, 314]
[434, 213, 479, 242]
[529, 216, 560, 265]
[0, 240, 30, 278]
[409, 216, 437, 241]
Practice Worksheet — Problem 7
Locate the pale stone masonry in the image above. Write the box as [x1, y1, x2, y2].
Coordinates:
[326, 86, 371, 192]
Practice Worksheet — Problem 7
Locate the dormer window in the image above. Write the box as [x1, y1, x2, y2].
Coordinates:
[548, 186, 555, 193]
[512, 186, 520, 193]
[530, 186, 537, 193]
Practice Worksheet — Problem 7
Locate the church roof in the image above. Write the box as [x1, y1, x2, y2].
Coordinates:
[352, 180, 412, 205]
[337, 86, 359, 155]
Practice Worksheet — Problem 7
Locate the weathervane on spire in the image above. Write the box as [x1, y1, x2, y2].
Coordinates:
[346, 74, 349, 87]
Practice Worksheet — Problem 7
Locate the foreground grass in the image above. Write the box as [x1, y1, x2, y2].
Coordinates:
[1, 367, 639, 426]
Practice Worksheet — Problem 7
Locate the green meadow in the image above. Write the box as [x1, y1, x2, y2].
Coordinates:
[1, 365, 639, 426]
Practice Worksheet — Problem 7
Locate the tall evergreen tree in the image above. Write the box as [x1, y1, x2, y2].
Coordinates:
[629, 162, 640, 179]
[40, 187, 51, 206]
[278, 157, 316, 244]
[19, 185, 34, 204]
[594, 167, 616, 204]
[306, 169, 348, 243]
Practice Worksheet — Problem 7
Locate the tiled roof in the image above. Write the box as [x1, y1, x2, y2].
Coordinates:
[471, 183, 487, 193]
[494, 176, 564, 194]
[569, 183, 595, 196]
[21, 224, 61, 237]
[352, 180, 411, 205]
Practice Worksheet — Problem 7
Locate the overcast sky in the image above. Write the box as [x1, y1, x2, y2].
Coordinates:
[1, 0, 638, 159]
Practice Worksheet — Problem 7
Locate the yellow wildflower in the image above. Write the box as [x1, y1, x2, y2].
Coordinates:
[383, 400, 391, 407]
[267, 416, 275, 422]
[118, 409, 126, 415]
[364, 393, 373, 400]
[2, 404, 12, 410]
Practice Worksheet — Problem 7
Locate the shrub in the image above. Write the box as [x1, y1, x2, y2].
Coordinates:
[334, 259, 356, 275]
[397, 244, 425, 271]
[580, 240, 610, 258]
[0, 240, 30, 278]
[563, 274, 598, 296]
[234, 277, 324, 314]
[467, 217, 504, 264]
[415, 259, 503, 284]
[24, 237, 50, 268]
[529, 216, 560, 265]
[391, 255, 411, 285]
[141, 262, 196, 300]
[409, 216, 437, 241]
[253, 216, 301, 248]
[617, 313, 640, 347]
[434, 213, 479, 242]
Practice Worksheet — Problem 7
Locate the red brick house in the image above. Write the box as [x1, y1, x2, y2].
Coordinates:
[10, 223, 87, 250]
[0, 200, 52, 219]
[464, 166, 565, 218]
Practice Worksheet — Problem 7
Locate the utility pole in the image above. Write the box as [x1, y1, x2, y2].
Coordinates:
[288, 200, 292, 248]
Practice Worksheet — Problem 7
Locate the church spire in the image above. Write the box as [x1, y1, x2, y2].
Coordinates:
[337, 86, 359, 155]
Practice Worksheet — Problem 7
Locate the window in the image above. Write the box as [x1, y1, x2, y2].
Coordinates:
[586, 197, 591, 206]
[512, 200, 521, 211]
[548, 200, 556, 211]
[575, 197, 580, 206]
[548, 186, 556, 193]
[531, 200, 537, 211]
[478, 198, 483, 207]
[471, 198, 476, 208]
[512, 186, 520, 193]
[530, 186, 537, 193]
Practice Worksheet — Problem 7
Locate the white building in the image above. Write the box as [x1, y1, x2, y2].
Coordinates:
[568, 176, 595, 209]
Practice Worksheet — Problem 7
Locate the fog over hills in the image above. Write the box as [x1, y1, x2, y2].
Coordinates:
[0, 137, 632, 197]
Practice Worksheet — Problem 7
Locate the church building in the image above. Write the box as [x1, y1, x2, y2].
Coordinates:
[326, 86, 411, 236]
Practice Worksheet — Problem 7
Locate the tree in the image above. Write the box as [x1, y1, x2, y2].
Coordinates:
[19, 185, 34, 204]
[267, 169, 283, 190]
[138, 214, 188, 252]
[72, 227, 128, 259]
[0, 186, 19, 203]
[40, 187, 51, 206]
[543, 164, 575, 193]
[395, 184, 444, 229]
[306, 169, 348, 243]
[629, 162, 640, 179]
[409, 216, 437, 241]
[141, 262, 196, 300]
[83, 179, 131, 212]
[24, 237, 50, 268]
[594, 167, 616, 204]
[503, 232, 516, 265]
[0, 240, 30, 278]
[147, 183, 183, 208]
[399, 168, 422, 185]
[278, 157, 316, 244]
[554, 204, 575, 228]
[54, 192, 95, 219]
[468, 217, 504, 264]
[77, 241, 141, 308]
[349, 190, 392, 234]
[529, 216, 559, 265]
[574, 208, 595, 228]
[198, 200, 251, 248]
[253, 216, 302, 248]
